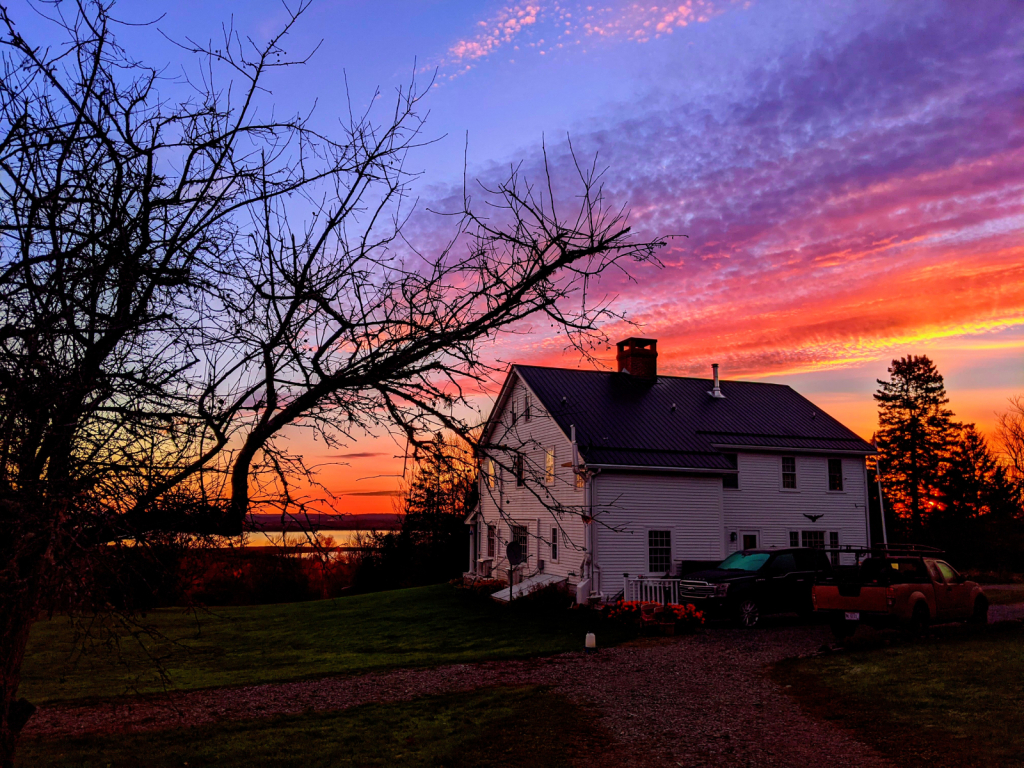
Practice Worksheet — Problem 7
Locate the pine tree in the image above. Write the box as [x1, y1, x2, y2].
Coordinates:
[874, 356, 957, 538]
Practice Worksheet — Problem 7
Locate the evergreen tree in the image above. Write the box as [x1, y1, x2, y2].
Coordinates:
[874, 356, 957, 538]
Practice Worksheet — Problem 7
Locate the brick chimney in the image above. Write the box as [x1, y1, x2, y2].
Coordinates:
[615, 338, 658, 379]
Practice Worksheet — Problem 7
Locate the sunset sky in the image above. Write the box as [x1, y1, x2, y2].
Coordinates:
[22, 0, 1023, 515]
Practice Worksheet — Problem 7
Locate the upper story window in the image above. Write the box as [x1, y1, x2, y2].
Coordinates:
[574, 469, 585, 490]
[487, 459, 496, 489]
[722, 453, 739, 489]
[544, 447, 555, 485]
[524, 393, 531, 422]
[514, 454, 525, 487]
[828, 458, 843, 491]
[509, 398, 517, 425]
[782, 456, 797, 489]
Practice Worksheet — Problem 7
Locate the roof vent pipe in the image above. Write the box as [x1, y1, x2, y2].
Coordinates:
[709, 363, 725, 399]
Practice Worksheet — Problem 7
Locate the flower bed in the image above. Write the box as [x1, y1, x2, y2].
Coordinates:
[605, 600, 705, 635]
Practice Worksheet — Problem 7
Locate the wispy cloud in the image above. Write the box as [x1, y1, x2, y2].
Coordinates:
[439, 0, 725, 78]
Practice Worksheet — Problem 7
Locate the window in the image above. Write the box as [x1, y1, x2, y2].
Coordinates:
[770, 553, 797, 574]
[575, 470, 585, 490]
[510, 399, 517, 425]
[801, 530, 825, 549]
[828, 458, 843, 491]
[514, 454, 525, 486]
[789, 531, 800, 547]
[722, 453, 739, 489]
[936, 561, 959, 583]
[487, 525, 496, 558]
[524, 393, 531, 422]
[742, 533, 758, 550]
[545, 447, 555, 485]
[829, 531, 840, 565]
[649, 530, 672, 572]
[550, 527, 559, 562]
[782, 456, 797, 489]
[512, 525, 528, 558]
[487, 459, 495, 489]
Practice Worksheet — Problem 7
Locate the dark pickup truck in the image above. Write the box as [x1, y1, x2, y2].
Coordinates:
[813, 552, 988, 639]
[679, 548, 834, 627]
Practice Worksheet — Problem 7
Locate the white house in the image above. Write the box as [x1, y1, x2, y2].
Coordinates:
[465, 338, 876, 603]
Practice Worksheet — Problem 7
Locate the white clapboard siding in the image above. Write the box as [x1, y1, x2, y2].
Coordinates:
[591, 472, 724, 594]
[723, 453, 870, 557]
[476, 375, 588, 583]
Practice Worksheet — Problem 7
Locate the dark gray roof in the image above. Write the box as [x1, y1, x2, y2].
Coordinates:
[513, 365, 874, 471]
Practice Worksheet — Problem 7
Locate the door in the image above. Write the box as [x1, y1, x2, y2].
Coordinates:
[936, 561, 972, 618]
[765, 552, 800, 612]
[926, 560, 956, 621]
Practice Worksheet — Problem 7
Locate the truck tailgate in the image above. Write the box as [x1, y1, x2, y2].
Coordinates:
[814, 584, 888, 613]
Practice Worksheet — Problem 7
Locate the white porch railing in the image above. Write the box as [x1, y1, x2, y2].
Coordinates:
[622, 576, 679, 604]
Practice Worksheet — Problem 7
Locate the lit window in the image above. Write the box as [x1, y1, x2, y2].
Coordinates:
[782, 456, 797, 489]
[544, 447, 555, 485]
[828, 458, 843, 491]
[649, 530, 672, 572]
[487, 459, 495, 489]
[575, 470, 584, 490]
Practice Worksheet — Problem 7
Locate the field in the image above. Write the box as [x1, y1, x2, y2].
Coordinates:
[21, 584, 623, 705]
[777, 623, 1024, 768]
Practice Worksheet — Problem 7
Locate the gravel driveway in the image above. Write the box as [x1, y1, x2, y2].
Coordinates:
[27, 619, 893, 768]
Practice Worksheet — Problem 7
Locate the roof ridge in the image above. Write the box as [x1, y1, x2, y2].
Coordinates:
[513, 363, 792, 387]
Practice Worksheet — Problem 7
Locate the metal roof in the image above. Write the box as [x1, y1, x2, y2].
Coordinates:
[512, 365, 875, 471]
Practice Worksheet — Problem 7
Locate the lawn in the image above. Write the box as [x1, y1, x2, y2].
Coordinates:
[776, 624, 1024, 768]
[21, 584, 623, 705]
[18, 685, 609, 768]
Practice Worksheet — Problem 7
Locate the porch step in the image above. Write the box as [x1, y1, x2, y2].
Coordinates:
[491, 573, 566, 602]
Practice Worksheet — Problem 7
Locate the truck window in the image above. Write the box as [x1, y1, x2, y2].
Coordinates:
[794, 549, 830, 572]
[769, 554, 797, 574]
[936, 561, 959, 583]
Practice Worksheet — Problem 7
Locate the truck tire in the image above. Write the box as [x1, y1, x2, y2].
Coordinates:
[968, 596, 989, 625]
[737, 599, 760, 628]
[909, 602, 930, 636]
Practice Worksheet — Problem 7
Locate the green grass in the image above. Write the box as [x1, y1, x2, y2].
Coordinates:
[18, 685, 608, 767]
[776, 624, 1024, 768]
[21, 585, 622, 705]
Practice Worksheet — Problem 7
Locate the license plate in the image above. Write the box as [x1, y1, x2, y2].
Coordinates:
[844, 611, 860, 621]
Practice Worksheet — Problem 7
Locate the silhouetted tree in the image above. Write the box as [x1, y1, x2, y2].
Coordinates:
[931, 424, 1017, 561]
[0, 3, 662, 762]
[874, 356, 957, 538]
[354, 432, 476, 589]
[997, 395, 1024, 507]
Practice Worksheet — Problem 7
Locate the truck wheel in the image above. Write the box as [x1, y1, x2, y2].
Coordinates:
[909, 602, 930, 636]
[831, 619, 857, 641]
[737, 599, 760, 628]
[968, 596, 989, 625]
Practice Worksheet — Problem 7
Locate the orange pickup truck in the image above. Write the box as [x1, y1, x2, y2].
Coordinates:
[812, 553, 988, 639]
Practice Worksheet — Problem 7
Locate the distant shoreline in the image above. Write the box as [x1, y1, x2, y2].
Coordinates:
[245, 512, 401, 533]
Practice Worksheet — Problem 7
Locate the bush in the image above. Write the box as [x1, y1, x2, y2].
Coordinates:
[604, 600, 705, 635]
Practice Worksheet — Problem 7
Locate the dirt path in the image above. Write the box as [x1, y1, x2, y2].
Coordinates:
[26, 620, 892, 768]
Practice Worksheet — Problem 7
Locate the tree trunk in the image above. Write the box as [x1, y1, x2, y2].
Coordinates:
[0, 584, 41, 768]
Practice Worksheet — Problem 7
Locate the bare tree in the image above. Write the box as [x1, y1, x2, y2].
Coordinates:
[997, 395, 1024, 503]
[0, 1, 661, 760]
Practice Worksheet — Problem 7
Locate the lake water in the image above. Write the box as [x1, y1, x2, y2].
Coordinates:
[238, 529, 383, 549]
